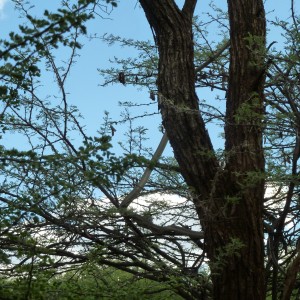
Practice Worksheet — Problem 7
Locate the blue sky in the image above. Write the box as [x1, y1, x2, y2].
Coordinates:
[0, 1, 161, 153]
[0, 0, 299, 156]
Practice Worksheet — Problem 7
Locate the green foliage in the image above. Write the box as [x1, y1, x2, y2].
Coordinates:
[0, 267, 183, 300]
[210, 238, 245, 275]
[106, 0, 118, 7]
[1, 0, 300, 299]
[243, 33, 266, 68]
[234, 92, 264, 125]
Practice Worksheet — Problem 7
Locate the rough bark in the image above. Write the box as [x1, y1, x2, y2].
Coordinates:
[139, 0, 266, 299]
[281, 253, 300, 300]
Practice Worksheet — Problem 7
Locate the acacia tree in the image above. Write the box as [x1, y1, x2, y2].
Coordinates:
[138, 0, 267, 299]
[1, 0, 300, 299]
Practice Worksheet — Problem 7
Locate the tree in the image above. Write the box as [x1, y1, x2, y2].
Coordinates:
[0, 0, 300, 299]
[138, 0, 267, 298]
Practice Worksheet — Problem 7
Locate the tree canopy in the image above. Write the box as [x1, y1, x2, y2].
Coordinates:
[0, 0, 300, 299]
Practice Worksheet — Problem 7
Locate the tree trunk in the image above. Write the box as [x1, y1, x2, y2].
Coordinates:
[139, 0, 266, 299]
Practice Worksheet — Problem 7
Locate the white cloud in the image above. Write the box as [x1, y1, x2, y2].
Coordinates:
[0, 0, 8, 19]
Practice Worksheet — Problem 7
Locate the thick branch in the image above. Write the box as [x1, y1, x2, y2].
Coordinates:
[120, 132, 168, 208]
[139, 0, 219, 202]
[131, 213, 203, 240]
[195, 40, 230, 73]
[282, 253, 300, 300]
[182, 0, 197, 19]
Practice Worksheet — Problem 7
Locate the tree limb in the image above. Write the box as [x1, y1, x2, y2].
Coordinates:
[281, 252, 300, 300]
[182, 0, 197, 19]
[195, 40, 230, 73]
[120, 132, 168, 208]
